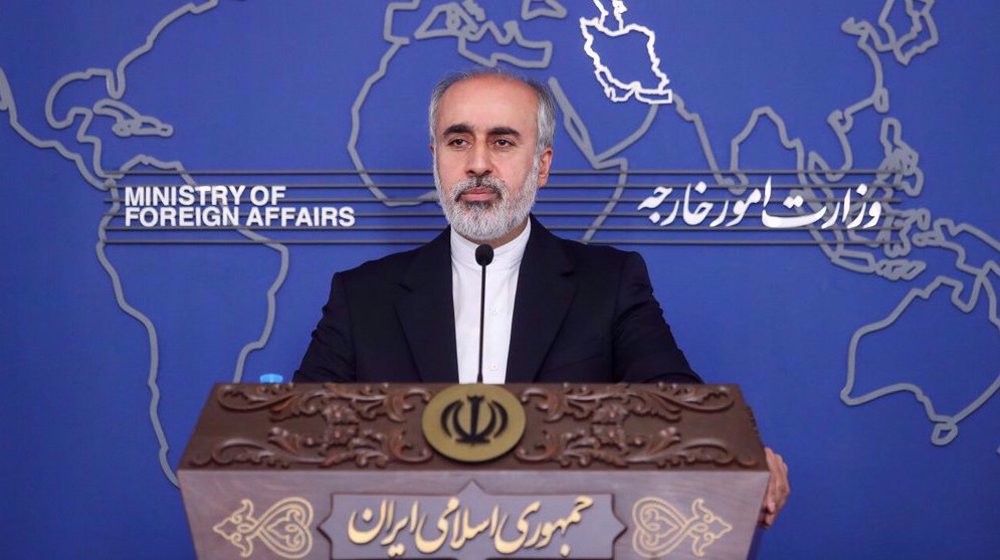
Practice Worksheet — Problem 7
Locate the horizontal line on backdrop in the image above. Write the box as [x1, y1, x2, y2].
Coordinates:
[101, 238, 896, 246]
[104, 225, 902, 233]
[101, 210, 907, 219]
[104, 196, 902, 204]
[107, 168, 901, 177]
[107, 182, 904, 190]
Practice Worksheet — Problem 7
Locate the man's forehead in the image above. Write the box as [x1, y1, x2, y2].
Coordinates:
[435, 75, 539, 135]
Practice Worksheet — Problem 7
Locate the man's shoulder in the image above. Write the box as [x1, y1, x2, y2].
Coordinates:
[560, 236, 634, 260]
[534, 223, 640, 270]
[338, 245, 423, 283]
[336, 227, 450, 287]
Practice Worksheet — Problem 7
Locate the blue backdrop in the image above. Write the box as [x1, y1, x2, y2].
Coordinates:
[1, 1, 998, 558]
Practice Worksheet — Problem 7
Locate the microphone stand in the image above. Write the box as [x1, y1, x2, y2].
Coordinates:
[475, 244, 494, 384]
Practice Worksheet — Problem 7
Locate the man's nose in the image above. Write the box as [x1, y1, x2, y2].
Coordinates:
[466, 142, 492, 176]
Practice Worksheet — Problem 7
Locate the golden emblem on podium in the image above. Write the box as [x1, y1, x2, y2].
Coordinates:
[422, 384, 526, 462]
[212, 496, 314, 559]
[631, 497, 732, 558]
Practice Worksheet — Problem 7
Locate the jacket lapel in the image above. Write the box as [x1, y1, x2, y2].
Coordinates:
[396, 228, 459, 383]
[505, 217, 576, 383]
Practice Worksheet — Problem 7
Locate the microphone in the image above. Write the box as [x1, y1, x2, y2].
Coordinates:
[475, 244, 494, 384]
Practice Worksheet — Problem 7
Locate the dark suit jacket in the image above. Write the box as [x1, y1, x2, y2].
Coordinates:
[294, 216, 699, 384]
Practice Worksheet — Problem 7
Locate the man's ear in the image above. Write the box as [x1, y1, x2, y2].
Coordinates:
[536, 147, 554, 188]
[429, 142, 435, 157]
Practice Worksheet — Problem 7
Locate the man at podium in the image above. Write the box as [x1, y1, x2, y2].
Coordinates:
[294, 69, 789, 526]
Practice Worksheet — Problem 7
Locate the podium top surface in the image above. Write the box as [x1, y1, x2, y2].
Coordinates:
[179, 382, 767, 472]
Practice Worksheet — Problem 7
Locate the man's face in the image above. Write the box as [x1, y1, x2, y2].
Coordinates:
[432, 75, 553, 244]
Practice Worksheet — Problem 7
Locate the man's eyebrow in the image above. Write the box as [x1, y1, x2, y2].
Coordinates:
[488, 126, 520, 137]
[443, 123, 473, 135]
[441, 124, 522, 137]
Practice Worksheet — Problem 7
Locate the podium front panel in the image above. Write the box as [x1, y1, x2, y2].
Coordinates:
[179, 383, 769, 559]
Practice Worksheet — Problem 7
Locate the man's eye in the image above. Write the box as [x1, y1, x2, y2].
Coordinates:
[494, 138, 514, 147]
[448, 138, 468, 147]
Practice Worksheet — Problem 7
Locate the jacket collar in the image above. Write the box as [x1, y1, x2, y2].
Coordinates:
[506, 216, 576, 382]
[396, 227, 460, 383]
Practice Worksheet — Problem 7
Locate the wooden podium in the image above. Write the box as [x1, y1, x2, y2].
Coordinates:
[179, 383, 768, 559]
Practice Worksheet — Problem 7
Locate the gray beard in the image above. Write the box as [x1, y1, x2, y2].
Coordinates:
[435, 156, 539, 242]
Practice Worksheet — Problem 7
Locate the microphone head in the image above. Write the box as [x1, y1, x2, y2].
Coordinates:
[475, 244, 494, 267]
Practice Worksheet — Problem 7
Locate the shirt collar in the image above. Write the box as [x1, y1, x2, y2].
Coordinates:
[450, 219, 531, 272]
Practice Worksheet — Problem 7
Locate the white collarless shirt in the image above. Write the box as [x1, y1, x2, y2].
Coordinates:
[451, 220, 531, 384]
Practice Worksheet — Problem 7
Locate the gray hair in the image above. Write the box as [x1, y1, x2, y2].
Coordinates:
[428, 68, 556, 156]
